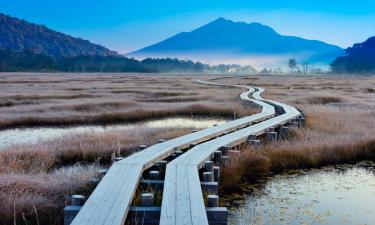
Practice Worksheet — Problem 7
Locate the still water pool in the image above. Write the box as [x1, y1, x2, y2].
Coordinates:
[229, 163, 375, 225]
[0, 117, 226, 149]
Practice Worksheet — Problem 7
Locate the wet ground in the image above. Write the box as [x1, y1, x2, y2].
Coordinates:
[0, 117, 226, 149]
[228, 162, 375, 225]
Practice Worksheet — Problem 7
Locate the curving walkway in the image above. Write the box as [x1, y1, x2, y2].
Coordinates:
[71, 80, 278, 225]
[160, 78, 301, 225]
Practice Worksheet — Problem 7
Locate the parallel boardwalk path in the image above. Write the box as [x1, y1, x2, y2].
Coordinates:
[70, 79, 278, 225]
[159, 79, 301, 225]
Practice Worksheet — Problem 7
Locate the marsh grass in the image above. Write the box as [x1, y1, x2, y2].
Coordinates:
[0, 164, 98, 225]
[0, 73, 374, 225]
[220, 74, 375, 194]
[0, 73, 255, 129]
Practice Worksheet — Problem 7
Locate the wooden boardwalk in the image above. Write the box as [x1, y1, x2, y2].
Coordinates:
[70, 80, 277, 225]
[159, 81, 301, 225]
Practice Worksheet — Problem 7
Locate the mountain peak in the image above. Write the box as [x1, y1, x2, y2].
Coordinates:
[206, 18, 275, 32]
[210, 17, 232, 23]
[128, 18, 344, 66]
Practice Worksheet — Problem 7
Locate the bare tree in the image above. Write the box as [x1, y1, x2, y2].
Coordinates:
[288, 58, 297, 74]
[302, 62, 309, 74]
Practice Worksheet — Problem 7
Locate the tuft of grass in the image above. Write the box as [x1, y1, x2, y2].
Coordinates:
[0, 165, 98, 225]
[220, 151, 270, 193]
[303, 96, 342, 105]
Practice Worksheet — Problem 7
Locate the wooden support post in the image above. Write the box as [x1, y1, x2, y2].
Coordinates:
[204, 160, 214, 172]
[64, 195, 85, 225]
[149, 171, 160, 180]
[64, 206, 82, 225]
[71, 195, 85, 206]
[213, 166, 220, 182]
[249, 140, 261, 149]
[292, 121, 299, 128]
[206, 207, 228, 225]
[279, 126, 289, 139]
[207, 195, 219, 207]
[203, 172, 214, 182]
[213, 150, 222, 165]
[266, 131, 278, 142]
[219, 145, 230, 155]
[140, 193, 154, 207]
[201, 181, 218, 194]
[157, 160, 168, 176]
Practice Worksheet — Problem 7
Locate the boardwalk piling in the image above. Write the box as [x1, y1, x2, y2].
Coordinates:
[64, 195, 85, 225]
[140, 193, 154, 207]
[149, 171, 160, 180]
[213, 166, 220, 182]
[266, 131, 278, 142]
[249, 139, 261, 149]
[279, 126, 289, 139]
[207, 195, 219, 207]
[213, 150, 222, 165]
[201, 182, 218, 194]
[203, 172, 214, 182]
[204, 160, 214, 172]
[219, 145, 230, 155]
[71, 195, 85, 206]
[157, 160, 168, 176]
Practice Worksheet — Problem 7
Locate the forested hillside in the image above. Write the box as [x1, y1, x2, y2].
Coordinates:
[0, 13, 118, 57]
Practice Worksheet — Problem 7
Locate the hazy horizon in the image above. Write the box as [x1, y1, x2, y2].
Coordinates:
[1, 0, 375, 54]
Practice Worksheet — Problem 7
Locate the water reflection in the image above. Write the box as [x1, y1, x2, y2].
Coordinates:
[229, 163, 375, 225]
[0, 117, 226, 149]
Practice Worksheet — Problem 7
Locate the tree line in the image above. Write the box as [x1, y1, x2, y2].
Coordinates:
[330, 37, 375, 74]
[0, 48, 257, 73]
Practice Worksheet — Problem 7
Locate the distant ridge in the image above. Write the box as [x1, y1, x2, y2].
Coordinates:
[0, 13, 118, 58]
[128, 18, 344, 66]
[331, 36, 375, 73]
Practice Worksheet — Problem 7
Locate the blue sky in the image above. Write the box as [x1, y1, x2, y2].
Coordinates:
[1, 0, 375, 53]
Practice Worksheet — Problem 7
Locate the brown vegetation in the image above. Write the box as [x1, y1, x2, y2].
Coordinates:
[220, 75, 375, 194]
[0, 73, 374, 224]
[0, 73, 255, 129]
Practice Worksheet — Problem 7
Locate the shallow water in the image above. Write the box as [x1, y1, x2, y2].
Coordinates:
[229, 163, 375, 225]
[0, 117, 226, 149]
